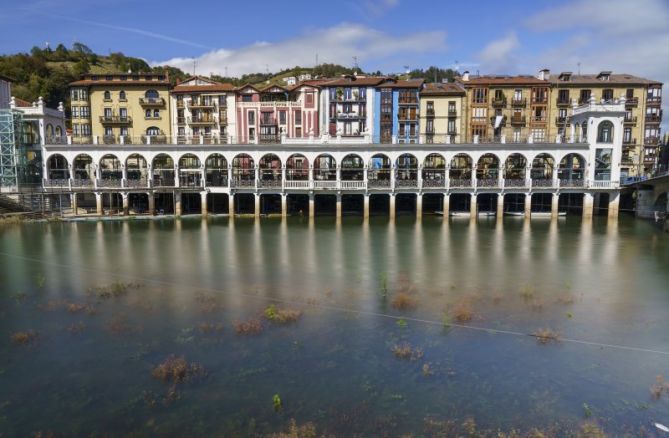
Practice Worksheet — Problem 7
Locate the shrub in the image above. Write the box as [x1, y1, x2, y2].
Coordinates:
[151, 355, 206, 384]
[234, 317, 264, 335]
[532, 328, 561, 345]
[391, 342, 424, 361]
[264, 304, 302, 324]
[10, 330, 38, 345]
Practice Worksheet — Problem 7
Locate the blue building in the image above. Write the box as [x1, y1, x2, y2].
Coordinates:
[374, 79, 423, 144]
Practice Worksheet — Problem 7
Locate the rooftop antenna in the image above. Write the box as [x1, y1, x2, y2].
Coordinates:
[192, 59, 197, 76]
[577, 62, 581, 75]
[353, 56, 359, 72]
[315, 53, 319, 66]
[224, 66, 228, 77]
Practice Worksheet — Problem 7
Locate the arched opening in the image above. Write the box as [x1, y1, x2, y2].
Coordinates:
[46, 154, 69, 180]
[580, 121, 588, 142]
[55, 126, 63, 137]
[259, 154, 282, 187]
[503, 194, 526, 214]
[476, 153, 500, 187]
[145, 126, 166, 144]
[422, 153, 446, 188]
[233, 193, 255, 214]
[46, 124, 54, 139]
[597, 121, 614, 143]
[205, 154, 228, 187]
[313, 154, 336, 181]
[232, 154, 255, 188]
[126, 154, 148, 187]
[368, 154, 391, 188]
[154, 193, 174, 214]
[422, 193, 445, 214]
[531, 193, 553, 213]
[73, 154, 94, 183]
[179, 154, 202, 188]
[341, 154, 364, 181]
[286, 154, 309, 181]
[99, 154, 122, 183]
[145, 89, 159, 99]
[558, 154, 586, 187]
[395, 153, 418, 187]
[119, 90, 126, 101]
[503, 153, 527, 187]
[152, 154, 175, 187]
[103, 90, 110, 100]
[449, 154, 472, 187]
[181, 193, 202, 214]
[449, 193, 471, 214]
[558, 193, 584, 214]
[314, 194, 336, 215]
[531, 153, 555, 187]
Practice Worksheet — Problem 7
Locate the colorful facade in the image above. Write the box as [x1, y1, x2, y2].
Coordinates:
[374, 79, 423, 143]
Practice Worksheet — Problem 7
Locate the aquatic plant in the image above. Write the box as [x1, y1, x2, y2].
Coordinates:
[151, 355, 206, 384]
[198, 322, 224, 334]
[11, 291, 27, 304]
[391, 342, 424, 361]
[88, 281, 142, 299]
[270, 419, 317, 438]
[532, 328, 561, 345]
[105, 315, 140, 336]
[264, 304, 302, 324]
[451, 301, 474, 323]
[422, 363, 433, 377]
[35, 273, 45, 289]
[67, 302, 96, 314]
[519, 284, 535, 301]
[234, 317, 264, 335]
[10, 330, 38, 345]
[396, 318, 408, 328]
[578, 422, 606, 438]
[194, 291, 222, 314]
[650, 375, 669, 399]
[391, 292, 417, 310]
[66, 322, 86, 335]
[379, 272, 388, 296]
[273, 393, 282, 412]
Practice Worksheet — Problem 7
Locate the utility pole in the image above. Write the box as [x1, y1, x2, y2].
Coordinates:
[353, 56, 359, 72]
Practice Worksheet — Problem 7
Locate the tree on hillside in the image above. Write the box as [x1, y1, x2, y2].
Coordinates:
[72, 42, 93, 55]
[409, 66, 458, 83]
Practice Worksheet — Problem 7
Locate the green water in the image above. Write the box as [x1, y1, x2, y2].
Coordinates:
[1, 216, 668, 436]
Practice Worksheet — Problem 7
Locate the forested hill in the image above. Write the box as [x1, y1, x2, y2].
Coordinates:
[0, 42, 457, 113]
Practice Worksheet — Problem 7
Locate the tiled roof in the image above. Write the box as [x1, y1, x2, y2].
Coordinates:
[322, 76, 387, 87]
[420, 82, 466, 96]
[464, 75, 549, 86]
[549, 73, 661, 86]
[172, 83, 235, 93]
[13, 97, 32, 107]
[70, 72, 170, 87]
[70, 79, 171, 86]
[377, 78, 425, 89]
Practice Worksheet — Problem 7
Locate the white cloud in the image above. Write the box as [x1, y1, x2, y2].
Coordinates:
[476, 32, 520, 73]
[153, 23, 446, 77]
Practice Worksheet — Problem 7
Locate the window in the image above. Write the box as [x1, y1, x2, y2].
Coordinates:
[218, 95, 227, 106]
[72, 107, 80, 118]
[295, 127, 302, 137]
[248, 111, 255, 125]
[119, 108, 127, 119]
[531, 128, 546, 142]
[81, 106, 90, 118]
[471, 126, 486, 138]
[105, 75, 112, 81]
[579, 89, 591, 104]
[623, 128, 632, 143]
[344, 88, 352, 100]
[120, 127, 128, 136]
[145, 89, 159, 99]
[532, 87, 548, 103]
[154, 109, 160, 118]
[146, 126, 161, 136]
[513, 128, 521, 142]
[448, 101, 456, 114]
[81, 124, 91, 135]
[472, 107, 487, 120]
[105, 127, 113, 137]
[119, 90, 126, 101]
[597, 121, 614, 143]
[73, 124, 80, 135]
[426, 119, 434, 133]
[104, 108, 112, 118]
[558, 108, 567, 119]
[558, 89, 569, 103]
[145, 109, 152, 118]
[305, 93, 314, 106]
[472, 88, 487, 104]
[426, 101, 434, 114]
[279, 111, 287, 125]
[242, 95, 253, 102]
[513, 89, 522, 100]
[359, 88, 366, 99]
[602, 89, 613, 101]
[295, 110, 302, 125]
[447, 119, 456, 134]
[103, 90, 111, 101]
[626, 88, 634, 98]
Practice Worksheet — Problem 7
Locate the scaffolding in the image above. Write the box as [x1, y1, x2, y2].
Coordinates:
[0, 109, 18, 189]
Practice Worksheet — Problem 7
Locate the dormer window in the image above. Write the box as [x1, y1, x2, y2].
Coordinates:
[597, 71, 612, 81]
[120, 75, 127, 81]
[558, 72, 572, 82]
[91, 75, 99, 81]
[105, 75, 113, 81]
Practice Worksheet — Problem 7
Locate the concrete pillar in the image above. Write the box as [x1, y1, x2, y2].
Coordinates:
[201, 192, 208, 217]
[71, 193, 78, 215]
[608, 191, 620, 219]
[470, 193, 477, 217]
[363, 194, 370, 219]
[442, 193, 450, 217]
[148, 193, 155, 215]
[254, 193, 260, 217]
[416, 193, 423, 219]
[389, 194, 396, 220]
[95, 193, 102, 215]
[336, 194, 342, 219]
[524, 193, 532, 219]
[281, 193, 287, 218]
[583, 192, 594, 219]
[122, 193, 129, 216]
[228, 193, 235, 216]
[497, 193, 504, 217]
[175, 192, 182, 217]
[551, 193, 560, 218]
[308, 194, 315, 219]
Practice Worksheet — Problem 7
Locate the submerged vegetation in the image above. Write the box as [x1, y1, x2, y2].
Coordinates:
[650, 375, 669, 399]
[264, 304, 302, 324]
[391, 292, 417, 310]
[451, 300, 474, 323]
[151, 355, 206, 384]
[88, 281, 142, 299]
[234, 317, 264, 335]
[391, 342, 424, 361]
[10, 330, 38, 345]
[532, 328, 561, 345]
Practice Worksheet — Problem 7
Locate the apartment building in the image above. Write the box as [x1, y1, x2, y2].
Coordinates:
[548, 71, 662, 176]
[236, 82, 320, 143]
[374, 78, 424, 143]
[69, 72, 171, 144]
[419, 82, 466, 144]
[461, 71, 552, 144]
[320, 76, 385, 140]
[170, 76, 236, 143]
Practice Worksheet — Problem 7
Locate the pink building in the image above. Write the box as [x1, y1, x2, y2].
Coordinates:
[235, 83, 320, 143]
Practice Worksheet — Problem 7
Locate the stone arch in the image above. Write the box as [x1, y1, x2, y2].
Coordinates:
[99, 154, 122, 180]
[503, 153, 527, 179]
[286, 154, 309, 180]
[259, 153, 282, 181]
[422, 153, 446, 187]
[46, 154, 69, 180]
[314, 153, 336, 181]
[476, 153, 500, 182]
[531, 153, 555, 180]
[126, 154, 148, 184]
[558, 153, 586, 185]
[205, 154, 228, 187]
[395, 153, 418, 183]
[449, 153, 472, 180]
[232, 153, 255, 182]
[73, 154, 94, 180]
[178, 154, 202, 187]
[152, 153, 175, 187]
[368, 153, 391, 187]
[597, 120, 614, 143]
[341, 153, 364, 180]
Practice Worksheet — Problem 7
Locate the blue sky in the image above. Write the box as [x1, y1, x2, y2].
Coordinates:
[1, 0, 668, 85]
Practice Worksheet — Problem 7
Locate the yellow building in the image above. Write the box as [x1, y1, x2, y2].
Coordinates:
[419, 82, 465, 144]
[69, 72, 171, 144]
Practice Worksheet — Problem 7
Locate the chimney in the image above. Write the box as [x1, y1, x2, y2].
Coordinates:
[462, 71, 470, 81]
[538, 68, 550, 80]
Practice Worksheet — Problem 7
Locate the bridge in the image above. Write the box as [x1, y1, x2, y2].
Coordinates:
[624, 172, 669, 227]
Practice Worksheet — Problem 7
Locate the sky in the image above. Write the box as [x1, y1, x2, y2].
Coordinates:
[1, 0, 668, 86]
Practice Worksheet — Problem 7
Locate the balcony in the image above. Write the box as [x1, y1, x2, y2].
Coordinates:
[99, 115, 132, 125]
[139, 97, 165, 107]
[426, 108, 435, 117]
[645, 114, 662, 123]
[647, 96, 662, 105]
[260, 116, 277, 126]
[335, 112, 366, 120]
[510, 115, 526, 126]
[625, 97, 638, 107]
[398, 97, 418, 105]
[188, 116, 215, 125]
[623, 138, 637, 145]
[491, 97, 507, 108]
[556, 97, 571, 106]
[578, 98, 591, 105]
[177, 117, 186, 125]
[398, 113, 418, 122]
[555, 116, 568, 125]
[511, 98, 526, 107]
[530, 116, 547, 124]
[645, 136, 660, 145]
[624, 116, 637, 125]
[531, 98, 547, 105]
[189, 100, 216, 109]
[489, 115, 507, 127]
[448, 109, 457, 117]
